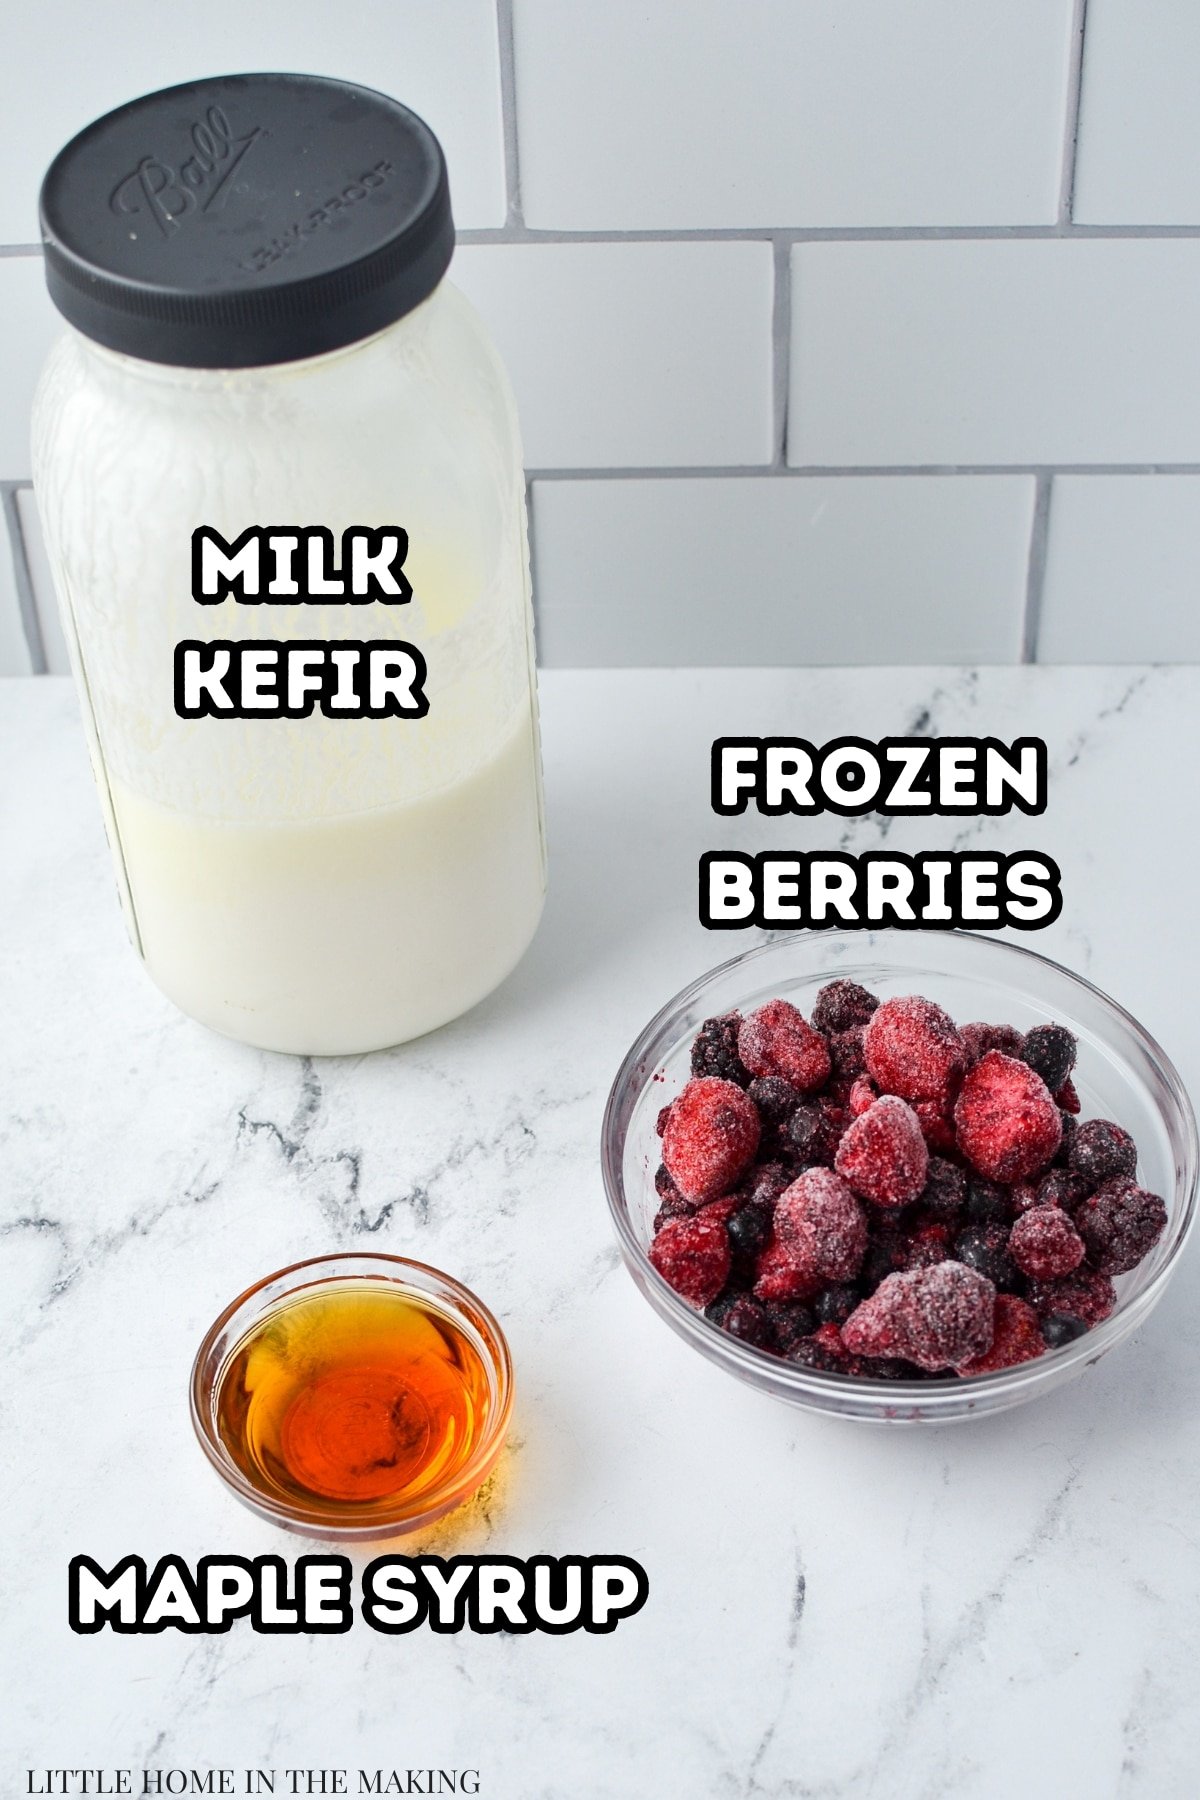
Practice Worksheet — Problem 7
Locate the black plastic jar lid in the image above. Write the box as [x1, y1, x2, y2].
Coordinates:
[38, 72, 455, 369]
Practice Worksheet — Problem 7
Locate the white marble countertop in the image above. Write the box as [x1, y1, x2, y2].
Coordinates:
[3, 667, 1200, 1800]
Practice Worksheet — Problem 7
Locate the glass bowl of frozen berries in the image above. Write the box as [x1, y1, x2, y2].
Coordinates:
[601, 931, 1197, 1423]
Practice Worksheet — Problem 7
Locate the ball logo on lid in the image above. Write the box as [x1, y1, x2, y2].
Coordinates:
[109, 103, 264, 236]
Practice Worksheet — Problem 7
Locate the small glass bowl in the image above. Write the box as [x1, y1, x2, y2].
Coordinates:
[190, 1253, 514, 1539]
[602, 931, 1198, 1424]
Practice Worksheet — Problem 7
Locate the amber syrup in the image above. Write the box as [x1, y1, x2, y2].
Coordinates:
[215, 1282, 493, 1517]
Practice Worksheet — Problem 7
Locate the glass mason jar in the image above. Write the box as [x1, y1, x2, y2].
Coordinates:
[32, 74, 546, 1055]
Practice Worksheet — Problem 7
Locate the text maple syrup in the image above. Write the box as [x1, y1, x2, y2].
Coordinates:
[214, 1281, 494, 1517]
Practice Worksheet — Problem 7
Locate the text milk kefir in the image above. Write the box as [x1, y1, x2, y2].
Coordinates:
[32, 75, 546, 1053]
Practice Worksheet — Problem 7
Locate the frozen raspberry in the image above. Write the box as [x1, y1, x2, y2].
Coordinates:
[959, 1295, 1045, 1374]
[960, 1021, 1026, 1065]
[738, 1000, 832, 1093]
[690, 1012, 751, 1085]
[753, 1236, 821, 1303]
[919, 1157, 966, 1224]
[775, 1168, 868, 1282]
[1026, 1267, 1116, 1328]
[954, 1051, 1062, 1182]
[1035, 1168, 1092, 1211]
[1069, 1118, 1137, 1186]
[1041, 1313, 1088, 1348]
[849, 1075, 879, 1117]
[1008, 1206, 1085, 1280]
[649, 1213, 732, 1308]
[899, 1219, 952, 1271]
[762, 1300, 817, 1351]
[1073, 1177, 1167, 1276]
[747, 1075, 799, 1124]
[717, 1295, 774, 1348]
[812, 979, 880, 1035]
[1019, 1023, 1077, 1094]
[913, 1097, 957, 1154]
[653, 1192, 694, 1232]
[1055, 1078, 1081, 1116]
[841, 1262, 995, 1372]
[864, 996, 966, 1102]
[835, 1095, 929, 1208]
[785, 1096, 843, 1165]
[662, 1077, 760, 1202]
[954, 1222, 1018, 1289]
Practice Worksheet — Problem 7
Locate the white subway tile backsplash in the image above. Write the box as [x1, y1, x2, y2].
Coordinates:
[0, 508, 34, 677]
[451, 242, 773, 468]
[0, 258, 62, 480]
[1074, 1, 1200, 224]
[1, 0, 505, 242]
[789, 241, 1200, 468]
[512, 0, 1073, 229]
[16, 488, 70, 675]
[1039, 476, 1200, 662]
[531, 476, 1033, 667]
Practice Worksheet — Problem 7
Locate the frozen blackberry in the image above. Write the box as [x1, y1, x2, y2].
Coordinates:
[964, 1177, 1012, 1225]
[1073, 1177, 1167, 1276]
[1041, 1312, 1088, 1348]
[690, 1012, 751, 1086]
[815, 1283, 861, 1326]
[828, 1025, 868, 1088]
[748, 1075, 800, 1123]
[1070, 1119, 1138, 1186]
[954, 1223, 1018, 1290]
[1019, 1024, 1077, 1094]
[762, 1300, 817, 1351]
[812, 979, 879, 1035]
[920, 1156, 966, 1224]
[1036, 1168, 1092, 1210]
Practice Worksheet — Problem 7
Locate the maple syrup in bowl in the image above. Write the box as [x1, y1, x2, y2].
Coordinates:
[191, 1255, 513, 1539]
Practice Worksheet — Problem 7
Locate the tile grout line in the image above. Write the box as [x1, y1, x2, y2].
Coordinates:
[525, 463, 1200, 481]
[1059, 0, 1091, 226]
[770, 240, 791, 467]
[456, 222, 1200, 245]
[1, 483, 47, 674]
[494, 0, 524, 230]
[1021, 474, 1054, 662]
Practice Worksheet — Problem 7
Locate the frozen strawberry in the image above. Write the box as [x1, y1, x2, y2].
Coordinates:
[835, 1095, 929, 1208]
[775, 1168, 868, 1282]
[841, 1262, 995, 1371]
[865, 995, 966, 1102]
[1008, 1205, 1085, 1280]
[738, 1000, 831, 1093]
[848, 1074, 879, 1117]
[954, 1051, 1062, 1183]
[690, 1012, 751, 1085]
[648, 1212, 731, 1307]
[661, 1076, 760, 1202]
[1018, 1023, 1077, 1094]
[959, 1295, 1045, 1374]
[812, 979, 880, 1035]
[1025, 1267, 1116, 1328]
[960, 1021, 1025, 1066]
[1055, 1077, 1081, 1116]
[913, 1097, 957, 1154]
[1073, 1177, 1167, 1276]
[1069, 1118, 1137, 1186]
[752, 1235, 821, 1303]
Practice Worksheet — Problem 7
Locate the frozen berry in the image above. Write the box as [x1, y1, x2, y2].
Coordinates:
[719, 1295, 774, 1348]
[828, 1025, 868, 1084]
[954, 1222, 1018, 1290]
[747, 1075, 799, 1123]
[865, 996, 966, 1103]
[786, 1334, 846, 1373]
[812, 979, 880, 1035]
[1008, 1206, 1085, 1280]
[653, 1192, 694, 1232]
[762, 1300, 817, 1351]
[662, 1076, 760, 1202]
[1070, 1118, 1137, 1186]
[900, 1219, 952, 1271]
[1019, 1024, 1077, 1094]
[1073, 1177, 1167, 1276]
[963, 1176, 1012, 1224]
[1036, 1168, 1092, 1210]
[649, 1213, 732, 1308]
[775, 1168, 868, 1282]
[728, 1201, 773, 1260]
[690, 1012, 751, 1085]
[815, 1282, 861, 1326]
[849, 1074, 880, 1117]
[842, 1262, 995, 1372]
[835, 1095, 929, 1208]
[654, 1162, 682, 1201]
[960, 1021, 1025, 1065]
[785, 1097, 842, 1165]
[954, 1051, 1062, 1182]
[860, 1227, 905, 1292]
[1056, 1078, 1081, 1116]
[747, 1162, 792, 1209]
[697, 1194, 742, 1227]
[959, 1295, 1045, 1374]
[1026, 1267, 1116, 1328]
[753, 1237, 821, 1303]
[919, 1157, 966, 1224]
[913, 1097, 957, 1154]
[1041, 1312, 1088, 1348]
[738, 1000, 832, 1093]
[1010, 1182, 1040, 1216]
[655, 1105, 671, 1137]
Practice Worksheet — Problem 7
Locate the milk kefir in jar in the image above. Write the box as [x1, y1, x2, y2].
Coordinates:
[32, 75, 546, 1054]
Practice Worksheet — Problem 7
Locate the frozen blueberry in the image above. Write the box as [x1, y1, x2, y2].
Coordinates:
[815, 1283, 861, 1326]
[728, 1201, 774, 1259]
[954, 1223, 1018, 1290]
[718, 1295, 775, 1348]
[1041, 1312, 1088, 1349]
[1019, 1024, 1077, 1094]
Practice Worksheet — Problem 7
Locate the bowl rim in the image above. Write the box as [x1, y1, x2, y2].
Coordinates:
[601, 930, 1199, 1408]
[189, 1251, 514, 1536]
